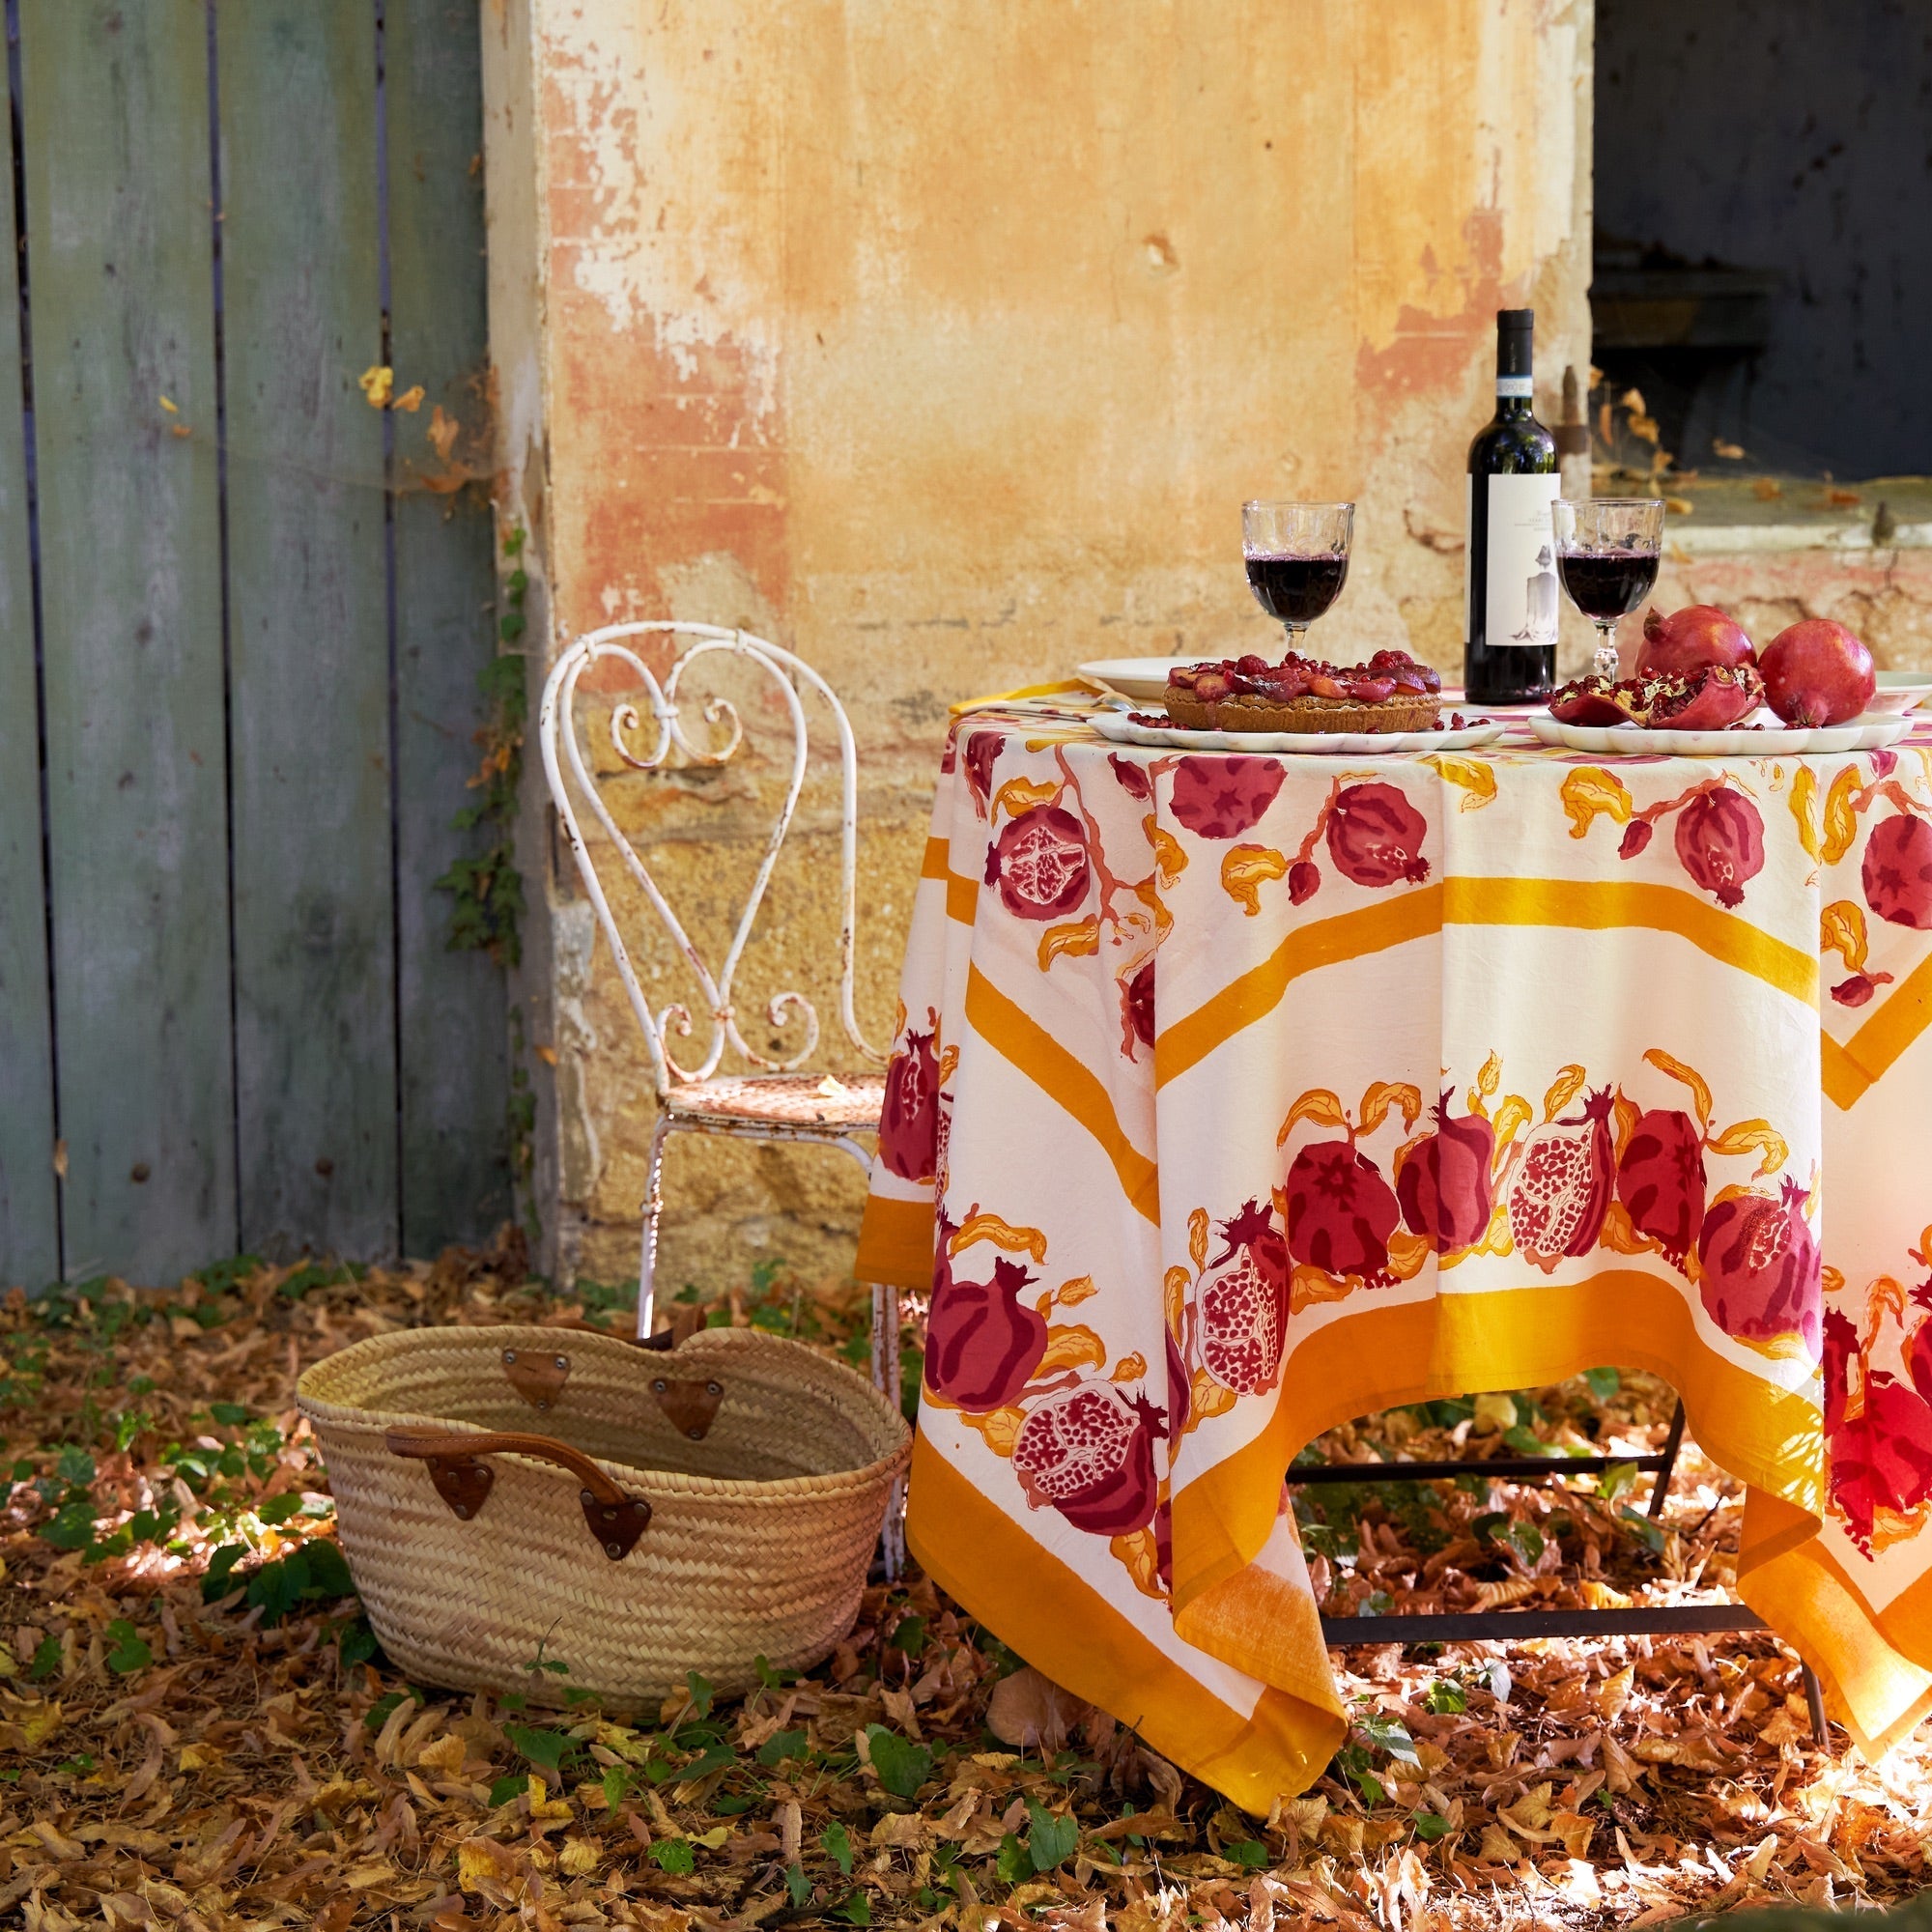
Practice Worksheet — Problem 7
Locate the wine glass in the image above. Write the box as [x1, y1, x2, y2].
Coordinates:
[1242, 500, 1354, 656]
[1552, 497, 1664, 678]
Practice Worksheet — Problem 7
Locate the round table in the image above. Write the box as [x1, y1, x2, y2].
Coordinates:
[859, 699, 1932, 1809]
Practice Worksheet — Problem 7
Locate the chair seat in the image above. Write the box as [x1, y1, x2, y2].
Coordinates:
[665, 1072, 886, 1130]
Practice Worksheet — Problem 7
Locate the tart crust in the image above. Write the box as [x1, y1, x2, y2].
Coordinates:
[1165, 692, 1440, 734]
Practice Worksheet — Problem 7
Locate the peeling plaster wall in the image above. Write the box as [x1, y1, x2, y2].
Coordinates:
[485, 0, 1595, 1295]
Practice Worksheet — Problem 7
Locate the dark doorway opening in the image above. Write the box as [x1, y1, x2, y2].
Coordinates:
[1594, 1, 1932, 483]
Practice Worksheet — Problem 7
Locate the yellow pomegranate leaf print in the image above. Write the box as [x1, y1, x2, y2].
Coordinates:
[1542, 1064, 1589, 1122]
[1560, 767, 1633, 838]
[1110, 1525, 1165, 1600]
[1790, 764, 1821, 861]
[1642, 1046, 1714, 1132]
[1037, 1324, 1107, 1376]
[1821, 899, 1871, 972]
[1220, 843, 1289, 917]
[1705, 1120, 1788, 1179]
[1037, 915, 1101, 971]
[1277, 1089, 1349, 1146]
[1421, 753, 1498, 810]
[1358, 1081, 1423, 1137]
[950, 1210, 1049, 1264]
[1149, 822, 1187, 889]
[993, 774, 1061, 822]
[1822, 766, 1863, 865]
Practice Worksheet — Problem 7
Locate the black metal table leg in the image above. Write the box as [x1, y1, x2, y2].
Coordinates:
[1803, 1662, 1830, 1748]
[1646, 1400, 1687, 1520]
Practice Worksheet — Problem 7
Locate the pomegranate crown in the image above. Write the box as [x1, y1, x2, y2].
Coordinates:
[1211, 1197, 1276, 1264]
[1776, 1174, 1811, 1210]
[1909, 1275, 1932, 1312]
[1561, 1085, 1616, 1125]
[990, 1256, 1038, 1296]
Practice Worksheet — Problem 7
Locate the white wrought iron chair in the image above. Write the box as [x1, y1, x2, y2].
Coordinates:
[537, 622, 898, 1393]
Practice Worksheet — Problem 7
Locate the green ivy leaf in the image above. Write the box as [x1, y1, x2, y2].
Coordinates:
[864, 1723, 933, 1801]
[28, 1633, 60, 1681]
[1619, 1505, 1666, 1555]
[832, 1891, 871, 1925]
[488, 1775, 526, 1807]
[1423, 1678, 1466, 1715]
[504, 1722, 570, 1775]
[255, 1493, 304, 1526]
[1025, 1798, 1078, 1871]
[1503, 1520, 1545, 1566]
[202, 1542, 248, 1602]
[40, 1500, 97, 1551]
[55, 1445, 95, 1486]
[210, 1402, 251, 1427]
[995, 1833, 1032, 1886]
[684, 1670, 715, 1720]
[1225, 1838, 1267, 1869]
[784, 1864, 810, 1908]
[1413, 1812, 1452, 1842]
[1584, 1366, 1621, 1404]
[104, 1619, 151, 1674]
[756, 1728, 810, 1768]
[821, 1821, 854, 1877]
[1597, 1462, 1638, 1506]
[650, 1840, 696, 1876]
[1359, 1715, 1419, 1766]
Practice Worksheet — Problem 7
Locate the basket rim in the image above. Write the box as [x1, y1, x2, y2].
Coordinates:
[297, 1321, 912, 1502]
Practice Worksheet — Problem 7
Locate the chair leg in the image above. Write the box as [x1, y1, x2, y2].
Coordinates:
[637, 1111, 673, 1342]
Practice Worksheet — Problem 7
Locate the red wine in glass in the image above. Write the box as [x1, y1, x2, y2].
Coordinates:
[1245, 553, 1350, 627]
[1555, 549, 1658, 623]
[1241, 500, 1354, 652]
[1552, 498, 1665, 675]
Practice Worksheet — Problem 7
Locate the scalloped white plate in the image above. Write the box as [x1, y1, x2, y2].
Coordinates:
[1087, 711, 1506, 754]
[1872, 673, 1932, 714]
[1526, 711, 1913, 756]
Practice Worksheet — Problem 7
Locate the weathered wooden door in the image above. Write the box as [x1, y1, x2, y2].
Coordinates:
[0, 0, 509, 1288]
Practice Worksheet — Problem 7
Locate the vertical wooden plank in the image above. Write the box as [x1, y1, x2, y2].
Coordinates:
[20, 0, 233, 1283]
[218, 2, 396, 1259]
[387, 0, 510, 1253]
[0, 94, 59, 1288]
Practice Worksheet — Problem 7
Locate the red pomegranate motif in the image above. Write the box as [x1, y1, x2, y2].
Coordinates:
[1823, 1307, 1932, 1556]
[1506, 1088, 1615, 1272]
[1010, 1381, 1160, 1536]
[1284, 1143, 1401, 1285]
[1672, 789, 1764, 908]
[1325, 782, 1430, 888]
[1164, 1324, 1192, 1441]
[1396, 1088, 1496, 1251]
[985, 804, 1091, 921]
[923, 1255, 1049, 1410]
[1124, 957, 1156, 1053]
[1169, 756, 1286, 839]
[1615, 1108, 1706, 1267]
[1289, 860, 1320, 903]
[878, 1022, 940, 1182]
[1109, 753, 1152, 801]
[1697, 1176, 1821, 1353]
[1908, 1287, 1932, 1406]
[1863, 815, 1932, 929]
[963, 731, 1003, 815]
[1197, 1200, 1292, 1393]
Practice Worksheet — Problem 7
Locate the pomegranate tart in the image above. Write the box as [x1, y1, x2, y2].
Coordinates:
[1165, 649, 1442, 734]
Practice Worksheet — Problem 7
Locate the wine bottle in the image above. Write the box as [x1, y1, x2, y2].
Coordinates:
[1463, 309, 1559, 705]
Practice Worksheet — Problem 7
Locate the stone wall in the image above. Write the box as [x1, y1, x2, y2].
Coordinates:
[480, 0, 1597, 1295]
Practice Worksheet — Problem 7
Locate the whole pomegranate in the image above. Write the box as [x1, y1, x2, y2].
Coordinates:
[1614, 1108, 1706, 1266]
[1325, 782, 1430, 888]
[1197, 1200, 1291, 1393]
[1674, 788, 1765, 908]
[1507, 1088, 1614, 1271]
[1863, 814, 1932, 929]
[1170, 755, 1286, 839]
[1284, 1141, 1401, 1284]
[1634, 605, 1755, 679]
[1010, 1381, 1160, 1535]
[923, 1255, 1049, 1410]
[878, 1021, 940, 1181]
[1697, 1176, 1821, 1353]
[985, 804, 1091, 921]
[1396, 1088, 1496, 1251]
[1758, 618, 1875, 727]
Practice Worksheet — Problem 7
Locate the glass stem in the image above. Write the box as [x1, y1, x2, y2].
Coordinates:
[1593, 621, 1621, 680]
[1282, 622, 1306, 657]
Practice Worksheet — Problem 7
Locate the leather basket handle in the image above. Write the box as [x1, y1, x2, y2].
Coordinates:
[385, 1425, 652, 1560]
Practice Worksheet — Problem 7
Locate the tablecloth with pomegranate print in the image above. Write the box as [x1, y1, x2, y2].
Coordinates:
[856, 700, 1932, 1810]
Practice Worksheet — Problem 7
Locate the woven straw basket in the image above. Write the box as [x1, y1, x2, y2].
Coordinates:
[298, 1322, 910, 1712]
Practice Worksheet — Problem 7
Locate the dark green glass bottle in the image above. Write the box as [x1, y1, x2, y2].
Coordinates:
[1463, 309, 1559, 705]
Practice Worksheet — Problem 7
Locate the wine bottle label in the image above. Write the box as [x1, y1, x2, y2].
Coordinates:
[1469, 473, 1561, 648]
[1495, 376, 1533, 398]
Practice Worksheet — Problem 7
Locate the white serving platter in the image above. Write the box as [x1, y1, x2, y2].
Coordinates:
[1526, 711, 1914, 756]
[1872, 672, 1932, 714]
[1088, 710, 1506, 755]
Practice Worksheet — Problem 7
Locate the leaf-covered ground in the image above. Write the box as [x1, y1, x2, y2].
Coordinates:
[4, 1247, 1931, 1931]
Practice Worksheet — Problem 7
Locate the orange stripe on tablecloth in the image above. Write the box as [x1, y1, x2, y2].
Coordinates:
[1739, 1492, 1932, 1759]
[1443, 876, 1817, 1004]
[855, 1194, 937, 1293]
[907, 1433, 1345, 1812]
[1156, 887, 1445, 1089]
[1822, 947, 1932, 1109]
[1169, 1268, 1824, 1617]
[920, 835, 980, 924]
[1157, 876, 1817, 1090]
[964, 967, 1160, 1223]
